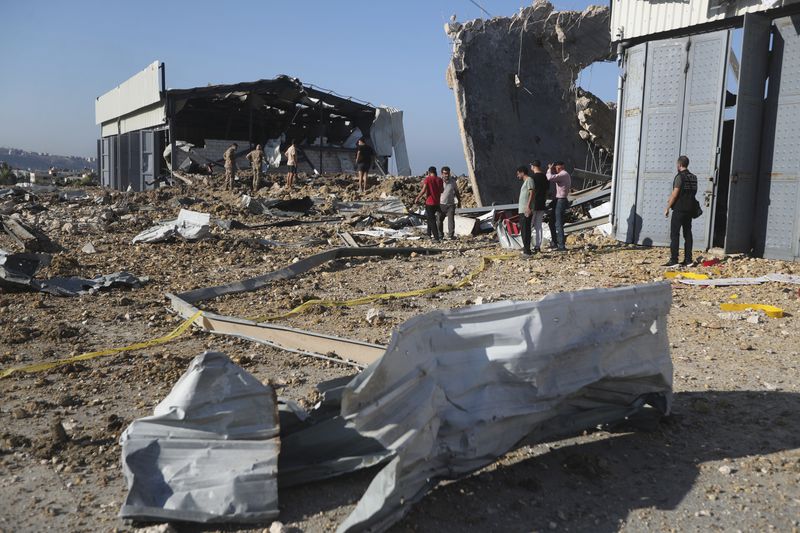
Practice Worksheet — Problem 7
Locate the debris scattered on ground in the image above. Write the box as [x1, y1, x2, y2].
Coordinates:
[132, 209, 211, 243]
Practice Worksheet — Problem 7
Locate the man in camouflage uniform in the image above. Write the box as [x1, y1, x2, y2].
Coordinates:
[246, 144, 265, 191]
[223, 143, 238, 190]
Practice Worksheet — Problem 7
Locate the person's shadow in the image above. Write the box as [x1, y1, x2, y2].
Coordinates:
[388, 390, 800, 532]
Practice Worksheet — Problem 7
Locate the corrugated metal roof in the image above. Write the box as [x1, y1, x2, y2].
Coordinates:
[611, 0, 799, 42]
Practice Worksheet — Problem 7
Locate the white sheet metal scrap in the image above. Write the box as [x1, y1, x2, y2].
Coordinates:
[121, 283, 673, 531]
[337, 282, 673, 532]
[120, 352, 280, 523]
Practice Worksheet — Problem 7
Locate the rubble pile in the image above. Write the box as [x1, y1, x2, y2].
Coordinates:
[1, 175, 799, 532]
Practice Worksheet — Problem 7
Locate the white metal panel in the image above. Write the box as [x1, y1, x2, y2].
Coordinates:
[95, 61, 162, 124]
[757, 15, 800, 260]
[614, 43, 647, 242]
[680, 30, 729, 249]
[101, 122, 119, 137]
[99, 103, 165, 137]
[725, 14, 772, 254]
[611, 0, 798, 42]
[635, 38, 688, 247]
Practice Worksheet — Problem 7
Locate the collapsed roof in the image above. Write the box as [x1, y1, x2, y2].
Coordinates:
[167, 76, 377, 147]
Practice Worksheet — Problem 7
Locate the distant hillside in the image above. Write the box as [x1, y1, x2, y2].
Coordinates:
[0, 147, 94, 173]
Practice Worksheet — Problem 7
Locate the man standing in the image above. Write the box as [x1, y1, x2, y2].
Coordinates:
[414, 166, 444, 242]
[223, 143, 238, 190]
[246, 144, 265, 191]
[530, 160, 549, 253]
[284, 140, 298, 190]
[546, 161, 571, 251]
[355, 137, 374, 194]
[437, 166, 461, 240]
[517, 166, 536, 256]
[664, 155, 698, 267]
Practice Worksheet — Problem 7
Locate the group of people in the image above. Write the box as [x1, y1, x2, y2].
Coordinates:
[413, 162, 573, 249]
[221, 137, 375, 194]
[220, 140, 300, 192]
[414, 166, 462, 241]
[515, 161, 572, 254]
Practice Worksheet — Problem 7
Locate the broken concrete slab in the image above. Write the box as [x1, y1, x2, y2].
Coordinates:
[1, 215, 60, 253]
[120, 351, 280, 524]
[446, 2, 613, 205]
[576, 87, 616, 154]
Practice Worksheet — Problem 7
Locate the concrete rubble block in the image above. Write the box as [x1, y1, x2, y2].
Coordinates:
[446, 1, 613, 205]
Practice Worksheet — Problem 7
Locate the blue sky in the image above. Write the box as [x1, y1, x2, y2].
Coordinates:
[0, 0, 617, 175]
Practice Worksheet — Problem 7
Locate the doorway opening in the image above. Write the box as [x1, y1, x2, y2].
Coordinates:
[712, 27, 743, 248]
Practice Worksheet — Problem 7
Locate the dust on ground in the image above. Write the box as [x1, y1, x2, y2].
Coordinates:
[1, 174, 799, 533]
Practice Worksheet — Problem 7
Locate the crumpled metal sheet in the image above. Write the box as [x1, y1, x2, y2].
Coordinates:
[119, 352, 280, 523]
[336, 282, 673, 532]
[132, 209, 210, 243]
[0, 249, 143, 296]
[0, 249, 50, 291]
[36, 271, 144, 296]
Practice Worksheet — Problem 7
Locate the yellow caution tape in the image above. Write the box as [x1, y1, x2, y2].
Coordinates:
[719, 303, 784, 318]
[664, 272, 710, 280]
[0, 311, 203, 379]
[249, 253, 516, 323]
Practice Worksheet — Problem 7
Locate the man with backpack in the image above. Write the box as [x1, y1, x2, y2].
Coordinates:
[664, 155, 698, 267]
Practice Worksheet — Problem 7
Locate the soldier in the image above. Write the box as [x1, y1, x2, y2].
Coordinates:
[223, 143, 238, 190]
[246, 144, 265, 191]
[285, 140, 298, 189]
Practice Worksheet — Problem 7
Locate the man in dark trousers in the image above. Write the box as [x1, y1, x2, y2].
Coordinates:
[664, 155, 698, 267]
[530, 160, 549, 253]
[414, 166, 444, 242]
[546, 161, 571, 251]
[517, 166, 535, 256]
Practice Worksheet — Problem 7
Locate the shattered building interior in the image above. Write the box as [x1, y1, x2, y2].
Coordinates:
[610, 0, 800, 261]
[95, 62, 411, 191]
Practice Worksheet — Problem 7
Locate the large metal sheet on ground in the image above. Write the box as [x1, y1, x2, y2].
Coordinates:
[614, 43, 647, 243]
[636, 38, 687, 246]
[757, 15, 800, 260]
[725, 14, 772, 254]
[680, 30, 729, 248]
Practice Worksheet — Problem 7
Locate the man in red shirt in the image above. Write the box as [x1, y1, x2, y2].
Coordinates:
[414, 166, 444, 242]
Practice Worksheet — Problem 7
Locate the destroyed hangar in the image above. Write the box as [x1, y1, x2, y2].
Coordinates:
[94, 63, 411, 191]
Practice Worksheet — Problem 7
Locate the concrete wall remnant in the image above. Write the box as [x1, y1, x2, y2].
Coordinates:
[446, 1, 613, 205]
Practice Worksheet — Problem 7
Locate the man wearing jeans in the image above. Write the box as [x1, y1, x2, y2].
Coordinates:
[664, 155, 698, 267]
[517, 166, 535, 255]
[414, 166, 444, 242]
[546, 161, 571, 251]
[437, 166, 461, 239]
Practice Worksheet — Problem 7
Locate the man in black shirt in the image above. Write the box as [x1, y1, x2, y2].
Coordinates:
[530, 160, 549, 253]
[664, 155, 698, 267]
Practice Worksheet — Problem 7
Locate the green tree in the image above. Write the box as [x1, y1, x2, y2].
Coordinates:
[0, 162, 15, 185]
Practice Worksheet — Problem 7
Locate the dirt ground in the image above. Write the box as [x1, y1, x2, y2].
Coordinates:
[1, 174, 799, 533]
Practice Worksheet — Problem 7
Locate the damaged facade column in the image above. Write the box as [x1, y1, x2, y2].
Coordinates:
[446, 1, 613, 205]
